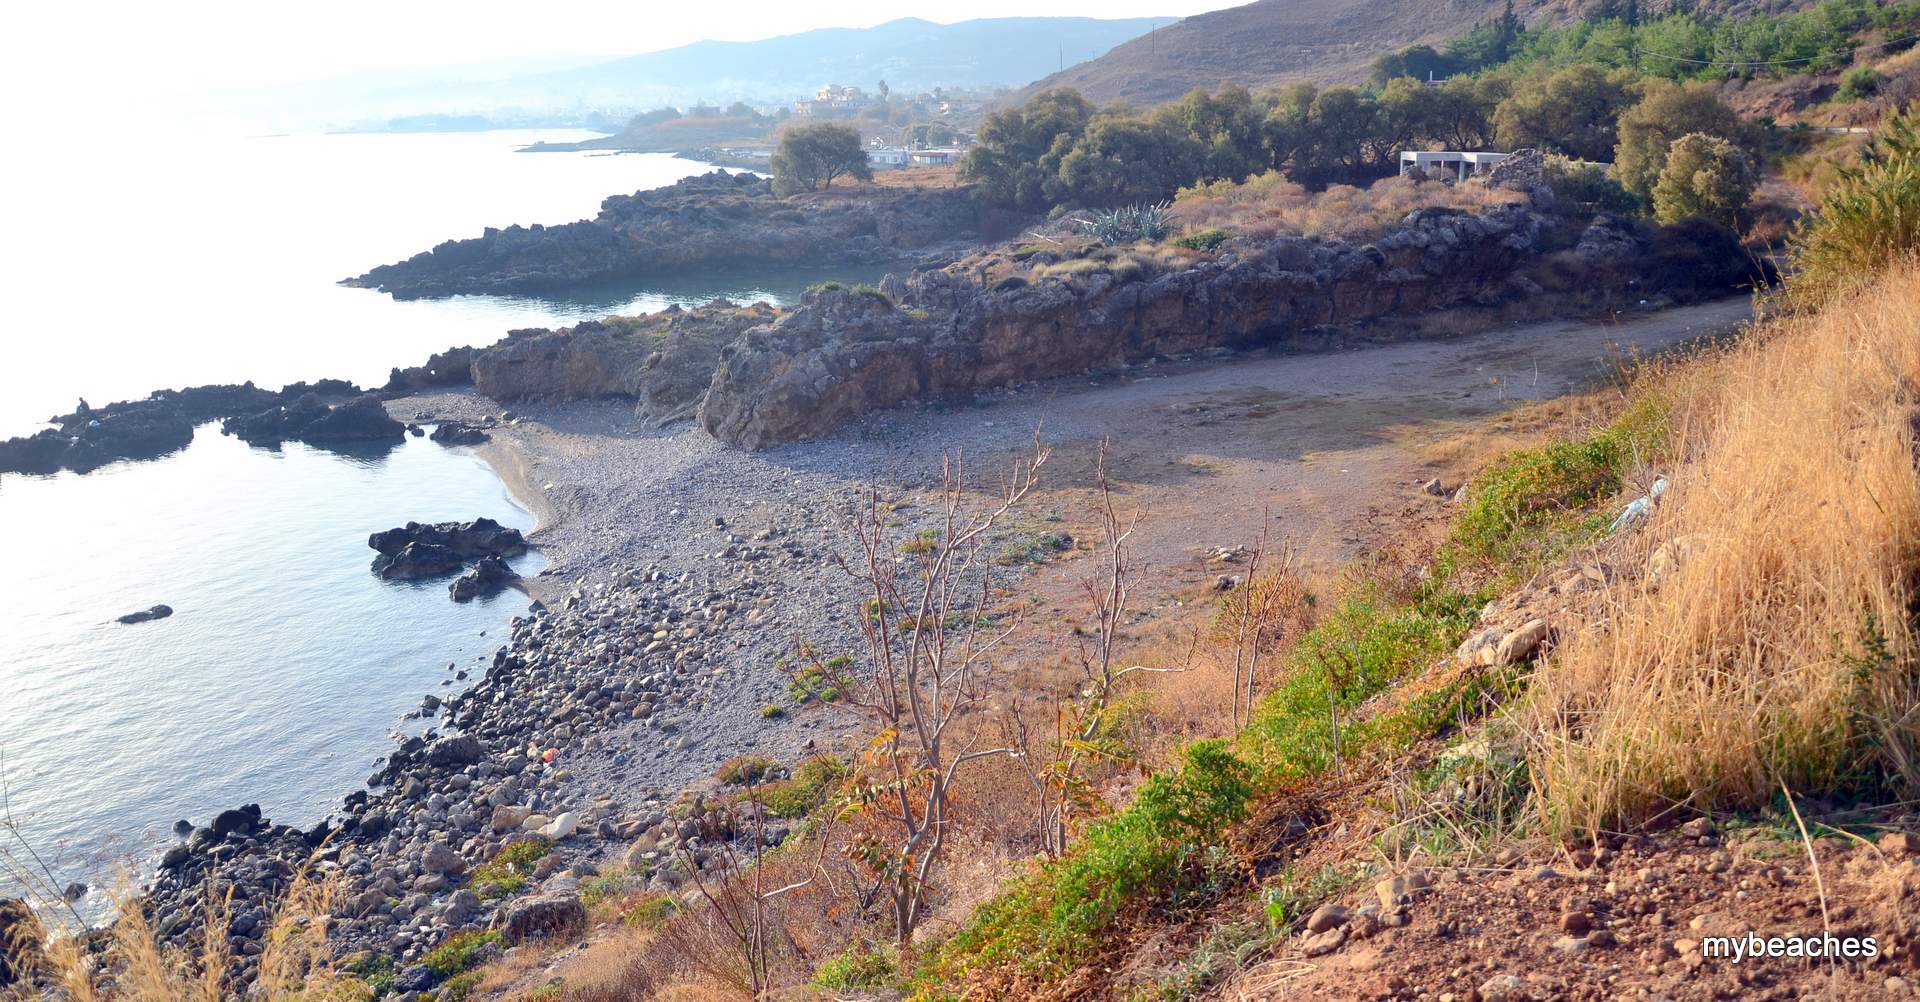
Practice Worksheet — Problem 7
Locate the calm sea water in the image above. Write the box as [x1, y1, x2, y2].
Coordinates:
[0, 127, 873, 910]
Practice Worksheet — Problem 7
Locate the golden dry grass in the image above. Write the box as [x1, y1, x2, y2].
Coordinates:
[1522, 261, 1920, 835]
[28, 872, 358, 1002]
[1172, 172, 1527, 244]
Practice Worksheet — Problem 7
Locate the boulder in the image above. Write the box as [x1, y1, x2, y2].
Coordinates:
[210, 804, 262, 838]
[425, 735, 484, 768]
[450, 555, 518, 602]
[495, 893, 586, 944]
[373, 541, 463, 581]
[368, 518, 527, 561]
[421, 841, 466, 876]
[429, 423, 489, 446]
[222, 393, 402, 445]
[115, 604, 174, 625]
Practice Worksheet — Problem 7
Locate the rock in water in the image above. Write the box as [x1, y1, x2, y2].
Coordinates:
[429, 422, 489, 446]
[116, 604, 173, 625]
[222, 393, 403, 445]
[449, 555, 518, 601]
[368, 518, 526, 561]
[372, 542, 464, 581]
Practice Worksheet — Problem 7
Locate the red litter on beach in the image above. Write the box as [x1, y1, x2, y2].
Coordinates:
[543, 748, 558, 762]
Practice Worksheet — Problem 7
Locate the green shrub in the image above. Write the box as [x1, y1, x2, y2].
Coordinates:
[814, 942, 900, 990]
[440, 969, 485, 1000]
[1835, 65, 1882, 102]
[423, 930, 501, 979]
[760, 755, 852, 818]
[716, 754, 778, 786]
[1789, 105, 1920, 307]
[1086, 202, 1171, 244]
[995, 530, 1073, 565]
[1175, 228, 1231, 251]
[1450, 395, 1668, 563]
[470, 837, 552, 901]
[621, 895, 680, 929]
[760, 703, 787, 719]
[787, 654, 847, 703]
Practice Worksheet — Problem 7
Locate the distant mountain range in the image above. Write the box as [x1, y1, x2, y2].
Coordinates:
[332, 16, 1172, 130]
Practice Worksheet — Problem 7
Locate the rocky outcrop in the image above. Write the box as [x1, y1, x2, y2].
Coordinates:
[0, 381, 371, 476]
[429, 422, 490, 446]
[370, 518, 527, 583]
[385, 346, 478, 393]
[346, 171, 983, 299]
[222, 393, 406, 445]
[115, 604, 174, 625]
[450, 555, 518, 601]
[695, 206, 1769, 447]
[469, 301, 778, 423]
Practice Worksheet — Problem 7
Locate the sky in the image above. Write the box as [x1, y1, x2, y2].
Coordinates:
[2, 0, 1234, 103]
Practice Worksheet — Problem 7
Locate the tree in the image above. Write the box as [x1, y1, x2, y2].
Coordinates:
[1651, 132, 1757, 227]
[800, 445, 1049, 948]
[771, 123, 872, 196]
[1614, 80, 1748, 199]
[1492, 64, 1635, 161]
[1051, 116, 1204, 207]
[961, 88, 1094, 210]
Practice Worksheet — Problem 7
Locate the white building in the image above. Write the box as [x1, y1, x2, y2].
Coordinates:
[1399, 150, 1509, 182]
[867, 147, 910, 167]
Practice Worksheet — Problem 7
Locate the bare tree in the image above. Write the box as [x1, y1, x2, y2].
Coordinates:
[800, 442, 1048, 949]
[675, 780, 830, 998]
[1006, 443, 1190, 857]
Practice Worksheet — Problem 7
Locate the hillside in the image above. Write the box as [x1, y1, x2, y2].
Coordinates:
[1016, 0, 1529, 106]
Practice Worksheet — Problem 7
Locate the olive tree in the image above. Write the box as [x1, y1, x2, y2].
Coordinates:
[771, 123, 872, 196]
[1651, 132, 1758, 228]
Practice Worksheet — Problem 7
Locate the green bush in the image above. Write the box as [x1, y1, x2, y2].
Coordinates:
[1788, 105, 1920, 307]
[621, 895, 680, 928]
[1086, 202, 1171, 244]
[1450, 395, 1668, 562]
[423, 929, 501, 979]
[1175, 228, 1231, 251]
[470, 837, 552, 901]
[786, 654, 846, 703]
[814, 942, 900, 990]
[1651, 133, 1758, 227]
[761, 755, 852, 818]
[1836, 65, 1883, 102]
[716, 754, 778, 786]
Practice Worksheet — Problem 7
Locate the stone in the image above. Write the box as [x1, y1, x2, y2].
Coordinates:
[1301, 926, 1348, 957]
[450, 556, 519, 602]
[495, 893, 586, 944]
[1305, 903, 1352, 934]
[1880, 831, 1915, 857]
[1477, 974, 1525, 1002]
[1559, 910, 1591, 934]
[425, 735, 484, 768]
[490, 805, 534, 833]
[420, 842, 465, 876]
[540, 812, 580, 840]
[116, 604, 174, 625]
[1376, 870, 1432, 910]
[1495, 619, 1549, 665]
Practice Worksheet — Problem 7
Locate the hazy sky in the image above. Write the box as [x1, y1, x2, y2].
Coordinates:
[5, 0, 1235, 99]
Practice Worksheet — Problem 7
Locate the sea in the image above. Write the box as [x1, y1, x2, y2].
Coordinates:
[0, 126, 871, 913]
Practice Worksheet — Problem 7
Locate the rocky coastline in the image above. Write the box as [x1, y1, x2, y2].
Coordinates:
[353, 201, 1770, 454]
[343, 170, 986, 300]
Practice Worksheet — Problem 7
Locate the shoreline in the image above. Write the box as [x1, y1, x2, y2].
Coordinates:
[98, 293, 1756, 988]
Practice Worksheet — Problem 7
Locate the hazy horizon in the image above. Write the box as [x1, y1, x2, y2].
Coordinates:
[3, 1, 1239, 130]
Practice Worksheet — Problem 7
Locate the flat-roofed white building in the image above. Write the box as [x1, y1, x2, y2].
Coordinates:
[1399, 150, 1509, 182]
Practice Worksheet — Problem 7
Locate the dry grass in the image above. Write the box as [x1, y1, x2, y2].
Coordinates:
[1171, 172, 1527, 244]
[24, 871, 358, 1002]
[1522, 261, 1920, 836]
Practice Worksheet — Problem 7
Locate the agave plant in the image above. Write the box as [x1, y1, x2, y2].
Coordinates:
[1084, 202, 1172, 244]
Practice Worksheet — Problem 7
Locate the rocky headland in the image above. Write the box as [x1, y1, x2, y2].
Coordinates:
[0, 379, 381, 476]
[343, 171, 985, 300]
[366, 200, 1768, 452]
